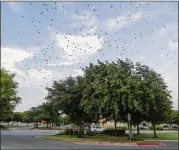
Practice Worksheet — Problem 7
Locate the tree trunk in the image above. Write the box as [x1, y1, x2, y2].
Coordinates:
[127, 122, 130, 139]
[137, 123, 140, 134]
[114, 119, 117, 136]
[47, 123, 49, 128]
[88, 126, 91, 133]
[17, 122, 18, 127]
[78, 123, 83, 138]
[152, 122, 158, 138]
[35, 122, 38, 128]
[7, 122, 9, 127]
[27, 123, 28, 126]
[87, 124, 90, 132]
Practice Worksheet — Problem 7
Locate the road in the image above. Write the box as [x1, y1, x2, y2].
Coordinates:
[1, 128, 178, 149]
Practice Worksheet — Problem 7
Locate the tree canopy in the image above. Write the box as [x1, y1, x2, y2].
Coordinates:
[0, 68, 21, 121]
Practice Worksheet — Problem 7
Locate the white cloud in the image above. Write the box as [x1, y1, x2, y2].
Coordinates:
[107, 12, 143, 31]
[2, 47, 33, 71]
[168, 40, 178, 51]
[71, 11, 97, 27]
[48, 61, 75, 67]
[88, 26, 98, 34]
[70, 11, 98, 34]
[135, 2, 147, 6]
[56, 33, 103, 62]
[158, 23, 177, 37]
[7, 2, 23, 12]
[56, 3, 68, 15]
[74, 69, 84, 76]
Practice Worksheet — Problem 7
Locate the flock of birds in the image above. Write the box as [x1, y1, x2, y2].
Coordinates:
[2, 2, 177, 88]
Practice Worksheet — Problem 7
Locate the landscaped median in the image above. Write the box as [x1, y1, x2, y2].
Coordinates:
[39, 133, 178, 146]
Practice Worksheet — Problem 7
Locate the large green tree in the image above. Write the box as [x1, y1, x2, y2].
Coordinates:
[46, 76, 96, 137]
[37, 102, 59, 128]
[22, 110, 34, 126]
[135, 63, 173, 137]
[13, 112, 23, 126]
[2, 113, 13, 127]
[0, 68, 21, 122]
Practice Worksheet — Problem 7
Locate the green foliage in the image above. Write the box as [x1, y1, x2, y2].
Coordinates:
[2, 113, 13, 124]
[22, 58, 173, 138]
[0, 68, 21, 121]
[45, 76, 96, 134]
[22, 111, 33, 124]
[170, 110, 178, 124]
[149, 125, 163, 130]
[13, 112, 23, 122]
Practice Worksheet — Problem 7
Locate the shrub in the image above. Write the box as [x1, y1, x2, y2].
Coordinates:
[103, 129, 126, 136]
[73, 130, 79, 135]
[64, 128, 72, 134]
[149, 125, 163, 130]
[107, 127, 127, 130]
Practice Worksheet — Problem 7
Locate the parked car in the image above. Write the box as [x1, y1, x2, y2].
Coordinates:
[172, 124, 178, 130]
[139, 123, 149, 129]
[90, 125, 105, 132]
[139, 125, 148, 129]
[162, 124, 172, 130]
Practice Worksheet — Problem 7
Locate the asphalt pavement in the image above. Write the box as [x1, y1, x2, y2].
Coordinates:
[1, 127, 178, 149]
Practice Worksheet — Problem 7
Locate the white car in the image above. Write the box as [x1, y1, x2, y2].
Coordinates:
[90, 125, 105, 132]
[163, 124, 172, 130]
[139, 124, 149, 129]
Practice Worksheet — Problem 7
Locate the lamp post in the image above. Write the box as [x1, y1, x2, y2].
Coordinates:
[12, 115, 14, 127]
[127, 113, 131, 142]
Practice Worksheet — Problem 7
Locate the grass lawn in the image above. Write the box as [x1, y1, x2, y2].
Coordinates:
[134, 133, 178, 140]
[41, 134, 133, 143]
[41, 133, 178, 143]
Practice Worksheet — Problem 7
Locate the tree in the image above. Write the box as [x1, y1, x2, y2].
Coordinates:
[82, 59, 140, 137]
[168, 110, 178, 124]
[135, 63, 173, 138]
[13, 112, 23, 126]
[82, 59, 173, 139]
[0, 68, 21, 122]
[37, 102, 59, 128]
[46, 76, 95, 137]
[3, 113, 13, 127]
[28, 107, 41, 128]
[22, 111, 33, 126]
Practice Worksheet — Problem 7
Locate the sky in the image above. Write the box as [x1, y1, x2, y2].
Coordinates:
[1, 2, 178, 111]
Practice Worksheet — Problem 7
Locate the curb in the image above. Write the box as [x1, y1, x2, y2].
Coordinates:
[137, 142, 162, 146]
[146, 140, 178, 142]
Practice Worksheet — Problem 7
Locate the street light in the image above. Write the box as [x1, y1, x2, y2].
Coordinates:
[127, 113, 132, 142]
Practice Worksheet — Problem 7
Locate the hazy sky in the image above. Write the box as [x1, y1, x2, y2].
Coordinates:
[1, 2, 178, 111]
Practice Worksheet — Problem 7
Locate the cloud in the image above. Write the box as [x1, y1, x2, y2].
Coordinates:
[71, 11, 97, 27]
[70, 11, 98, 34]
[55, 33, 103, 63]
[158, 23, 177, 37]
[57, 3, 68, 15]
[135, 2, 147, 6]
[47, 61, 75, 67]
[2, 47, 33, 71]
[107, 12, 143, 31]
[7, 2, 23, 12]
[168, 40, 178, 51]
